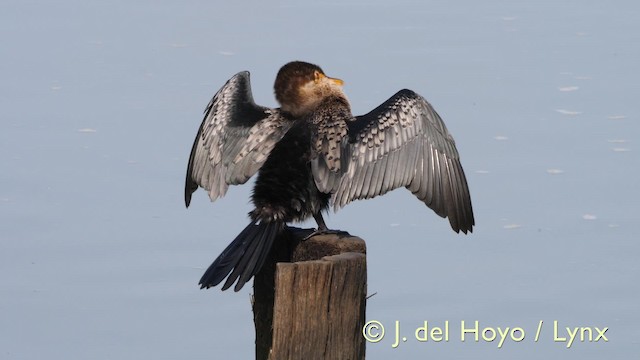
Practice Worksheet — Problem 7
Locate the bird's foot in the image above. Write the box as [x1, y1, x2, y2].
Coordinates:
[302, 228, 350, 241]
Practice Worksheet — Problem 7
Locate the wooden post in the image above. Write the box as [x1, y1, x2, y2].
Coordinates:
[253, 228, 367, 360]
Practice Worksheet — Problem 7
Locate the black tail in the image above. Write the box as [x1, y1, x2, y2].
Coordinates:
[199, 220, 282, 292]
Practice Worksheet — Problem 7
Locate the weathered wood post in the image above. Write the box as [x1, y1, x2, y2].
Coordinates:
[253, 228, 367, 360]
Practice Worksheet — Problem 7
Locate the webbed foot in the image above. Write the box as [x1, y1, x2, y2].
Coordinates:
[303, 228, 350, 240]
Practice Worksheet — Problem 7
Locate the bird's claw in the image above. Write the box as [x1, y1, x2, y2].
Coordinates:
[302, 228, 349, 241]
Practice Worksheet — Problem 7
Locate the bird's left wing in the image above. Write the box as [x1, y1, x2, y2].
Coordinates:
[311, 89, 474, 233]
[185, 71, 294, 207]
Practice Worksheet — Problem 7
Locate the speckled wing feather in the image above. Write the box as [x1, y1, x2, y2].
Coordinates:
[185, 72, 294, 207]
[310, 96, 351, 194]
[312, 89, 474, 233]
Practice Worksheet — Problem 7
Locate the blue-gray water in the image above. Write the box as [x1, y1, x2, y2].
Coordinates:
[1, 1, 638, 359]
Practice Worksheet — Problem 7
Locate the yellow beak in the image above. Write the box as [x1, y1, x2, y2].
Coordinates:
[328, 77, 344, 86]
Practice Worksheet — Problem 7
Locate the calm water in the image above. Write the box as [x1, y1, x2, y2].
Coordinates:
[2, 0, 638, 358]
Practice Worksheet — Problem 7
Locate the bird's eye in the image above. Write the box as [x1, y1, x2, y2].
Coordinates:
[314, 71, 323, 83]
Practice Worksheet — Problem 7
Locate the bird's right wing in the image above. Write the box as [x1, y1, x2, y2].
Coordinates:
[185, 71, 294, 207]
[312, 90, 474, 233]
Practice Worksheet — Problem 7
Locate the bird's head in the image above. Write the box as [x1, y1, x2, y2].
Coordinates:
[274, 61, 346, 117]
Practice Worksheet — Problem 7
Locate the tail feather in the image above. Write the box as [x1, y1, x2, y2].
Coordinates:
[200, 222, 256, 286]
[223, 225, 271, 291]
[251, 223, 280, 282]
[199, 220, 281, 292]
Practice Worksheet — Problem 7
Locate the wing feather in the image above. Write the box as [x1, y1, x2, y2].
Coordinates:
[311, 89, 474, 233]
[185, 72, 294, 207]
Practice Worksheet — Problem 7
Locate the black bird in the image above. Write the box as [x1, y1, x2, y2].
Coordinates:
[185, 61, 474, 291]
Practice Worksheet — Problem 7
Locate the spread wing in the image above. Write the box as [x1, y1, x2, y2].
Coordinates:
[185, 71, 294, 207]
[312, 89, 474, 233]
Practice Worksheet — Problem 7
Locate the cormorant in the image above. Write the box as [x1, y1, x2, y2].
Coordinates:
[185, 61, 474, 291]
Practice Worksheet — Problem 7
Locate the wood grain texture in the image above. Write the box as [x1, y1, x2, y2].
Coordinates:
[253, 229, 367, 360]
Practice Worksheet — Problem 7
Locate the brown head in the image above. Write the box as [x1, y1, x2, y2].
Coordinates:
[274, 61, 346, 117]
